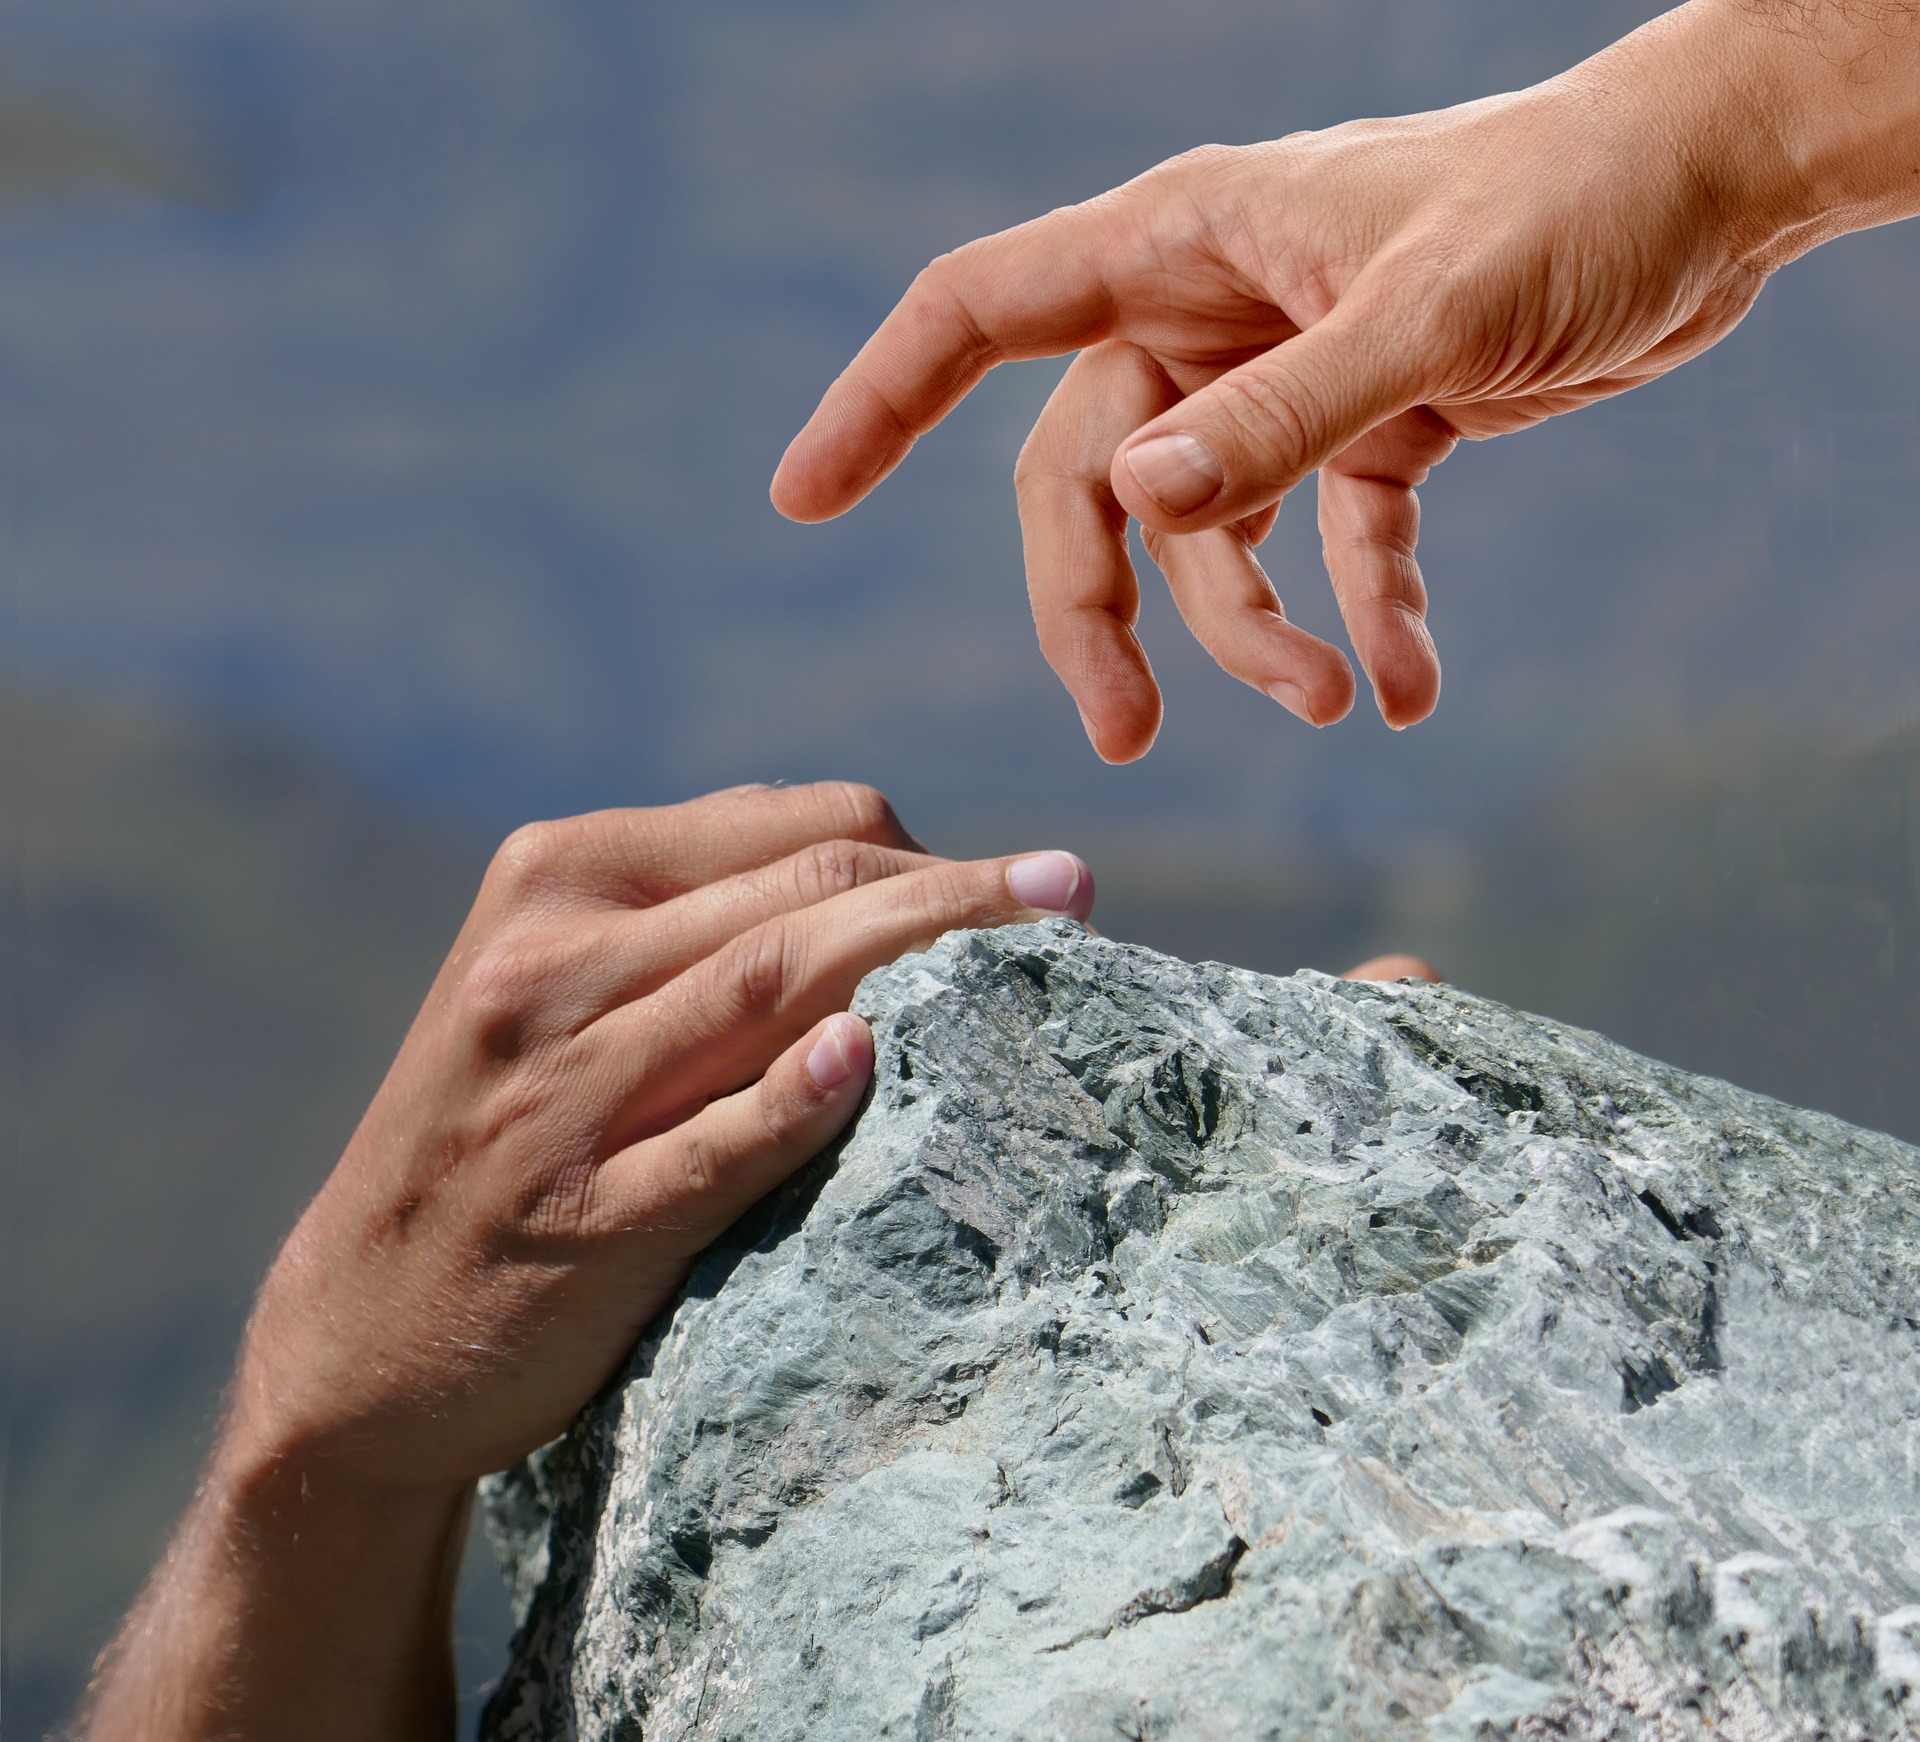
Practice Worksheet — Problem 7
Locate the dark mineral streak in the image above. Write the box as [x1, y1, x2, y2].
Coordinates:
[481, 922, 1920, 1740]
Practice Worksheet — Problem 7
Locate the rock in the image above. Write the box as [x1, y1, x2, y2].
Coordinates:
[479, 921, 1920, 1741]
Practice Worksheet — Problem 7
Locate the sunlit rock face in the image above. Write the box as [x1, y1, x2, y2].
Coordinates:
[480, 921, 1920, 1742]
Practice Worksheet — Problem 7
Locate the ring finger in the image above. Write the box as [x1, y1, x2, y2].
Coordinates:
[1141, 522, 1355, 726]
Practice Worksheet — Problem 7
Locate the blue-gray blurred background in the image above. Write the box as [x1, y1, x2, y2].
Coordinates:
[5, 0, 1918, 1732]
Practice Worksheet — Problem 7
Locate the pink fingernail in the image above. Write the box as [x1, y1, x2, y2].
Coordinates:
[1267, 681, 1318, 725]
[806, 1015, 870, 1091]
[1007, 851, 1093, 917]
[1124, 433, 1224, 516]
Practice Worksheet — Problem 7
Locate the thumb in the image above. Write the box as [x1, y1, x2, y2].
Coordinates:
[592, 1012, 875, 1245]
[1113, 294, 1431, 531]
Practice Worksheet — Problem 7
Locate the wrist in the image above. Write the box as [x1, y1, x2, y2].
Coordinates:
[81, 1424, 470, 1740]
[1639, 0, 1920, 269]
[204, 1422, 472, 1582]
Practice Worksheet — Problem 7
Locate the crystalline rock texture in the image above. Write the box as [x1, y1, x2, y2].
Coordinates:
[481, 922, 1920, 1741]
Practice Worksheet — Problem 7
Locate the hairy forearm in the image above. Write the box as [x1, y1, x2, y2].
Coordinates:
[78, 1432, 469, 1741]
[1624, 0, 1920, 265]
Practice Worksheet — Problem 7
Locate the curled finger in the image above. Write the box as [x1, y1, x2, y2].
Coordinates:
[1142, 524, 1355, 728]
[1015, 342, 1183, 762]
[1317, 406, 1457, 729]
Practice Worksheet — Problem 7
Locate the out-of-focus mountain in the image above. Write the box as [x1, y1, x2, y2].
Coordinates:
[0, 82, 253, 208]
[2, 0, 1916, 842]
[9, 682, 1918, 1734]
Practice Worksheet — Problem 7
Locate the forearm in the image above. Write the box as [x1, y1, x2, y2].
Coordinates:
[1604, 0, 1920, 267]
[79, 1433, 469, 1741]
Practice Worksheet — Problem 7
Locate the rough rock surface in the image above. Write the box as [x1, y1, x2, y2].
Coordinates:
[480, 921, 1920, 1741]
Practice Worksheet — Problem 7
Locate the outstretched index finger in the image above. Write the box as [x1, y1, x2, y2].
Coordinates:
[771, 201, 1121, 524]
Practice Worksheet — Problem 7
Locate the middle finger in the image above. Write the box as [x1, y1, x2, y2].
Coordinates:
[1142, 523, 1357, 727]
[1015, 342, 1181, 764]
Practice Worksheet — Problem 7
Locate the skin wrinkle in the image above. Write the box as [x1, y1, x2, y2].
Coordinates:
[921, 259, 1008, 376]
[854, 333, 948, 448]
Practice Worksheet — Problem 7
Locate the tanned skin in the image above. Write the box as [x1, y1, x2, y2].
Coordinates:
[776, 0, 1920, 758]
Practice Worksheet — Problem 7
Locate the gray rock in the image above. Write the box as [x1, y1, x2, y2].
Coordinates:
[479, 921, 1920, 1741]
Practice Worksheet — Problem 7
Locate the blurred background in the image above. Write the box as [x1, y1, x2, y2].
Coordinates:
[5, 0, 1918, 1732]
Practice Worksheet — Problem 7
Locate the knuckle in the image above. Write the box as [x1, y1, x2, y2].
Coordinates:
[907, 253, 964, 325]
[914, 248, 959, 291]
[1039, 604, 1144, 692]
[1160, 141, 1239, 180]
[671, 1127, 725, 1207]
[723, 921, 801, 1023]
[1215, 365, 1320, 464]
[519, 1166, 598, 1246]
[457, 933, 566, 1056]
[485, 817, 586, 901]
[911, 250, 996, 358]
[916, 240, 978, 294]
[756, 1078, 806, 1156]
[667, 1082, 800, 1217]
[792, 838, 889, 906]
[1378, 559, 1430, 613]
[1012, 392, 1108, 497]
[1011, 431, 1048, 493]
[812, 779, 902, 845]
[696, 782, 777, 820]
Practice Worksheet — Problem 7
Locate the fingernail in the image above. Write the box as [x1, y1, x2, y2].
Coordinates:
[1267, 681, 1318, 726]
[806, 1015, 869, 1091]
[1123, 433, 1224, 517]
[1007, 850, 1092, 917]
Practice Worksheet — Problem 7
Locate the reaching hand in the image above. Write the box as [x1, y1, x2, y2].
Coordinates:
[774, 0, 1920, 760]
